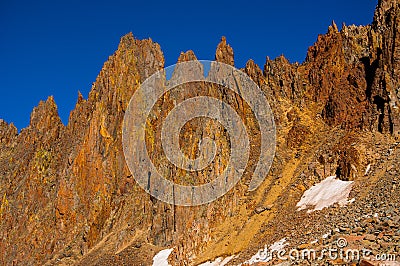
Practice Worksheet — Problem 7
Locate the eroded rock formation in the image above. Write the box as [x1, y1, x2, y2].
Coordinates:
[0, 1, 399, 265]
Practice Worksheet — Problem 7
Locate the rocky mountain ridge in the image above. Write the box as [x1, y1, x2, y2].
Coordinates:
[0, 0, 399, 265]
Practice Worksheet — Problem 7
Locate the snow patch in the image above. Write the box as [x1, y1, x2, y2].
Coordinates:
[296, 176, 354, 213]
[198, 255, 236, 266]
[322, 231, 331, 239]
[364, 164, 371, 175]
[269, 238, 288, 252]
[153, 248, 173, 266]
[242, 238, 288, 265]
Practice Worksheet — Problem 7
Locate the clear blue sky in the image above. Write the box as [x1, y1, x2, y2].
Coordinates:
[0, 0, 377, 130]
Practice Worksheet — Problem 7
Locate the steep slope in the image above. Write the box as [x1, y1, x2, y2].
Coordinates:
[0, 0, 399, 265]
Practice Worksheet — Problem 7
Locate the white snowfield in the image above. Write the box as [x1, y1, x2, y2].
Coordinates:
[296, 176, 354, 213]
[153, 248, 174, 266]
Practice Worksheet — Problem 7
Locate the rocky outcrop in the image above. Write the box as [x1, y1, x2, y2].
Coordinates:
[0, 120, 17, 145]
[0, 1, 399, 265]
[215, 36, 234, 66]
[364, 0, 400, 134]
[298, 0, 400, 134]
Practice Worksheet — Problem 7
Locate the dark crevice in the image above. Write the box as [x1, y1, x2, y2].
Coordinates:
[390, 15, 398, 77]
[361, 56, 380, 99]
[291, 81, 296, 100]
[374, 95, 386, 133]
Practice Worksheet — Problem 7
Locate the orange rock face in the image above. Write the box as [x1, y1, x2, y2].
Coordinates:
[0, 1, 399, 265]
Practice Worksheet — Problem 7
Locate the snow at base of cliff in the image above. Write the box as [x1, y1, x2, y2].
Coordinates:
[153, 248, 173, 266]
[296, 176, 354, 213]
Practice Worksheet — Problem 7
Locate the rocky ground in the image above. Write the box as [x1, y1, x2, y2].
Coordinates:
[0, 0, 400, 265]
[234, 132, 400, 265]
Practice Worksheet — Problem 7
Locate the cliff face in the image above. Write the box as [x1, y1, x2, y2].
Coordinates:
[0, 1, 399, 265]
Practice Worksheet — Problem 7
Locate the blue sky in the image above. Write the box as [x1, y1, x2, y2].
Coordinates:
[0, 0, 377, 130]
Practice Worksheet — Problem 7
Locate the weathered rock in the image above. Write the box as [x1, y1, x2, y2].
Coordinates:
[1, 2, 400, 265]
[215, 36, 234, 66]
[286, 123, 310, 149]
[0, 119, 17, 145]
